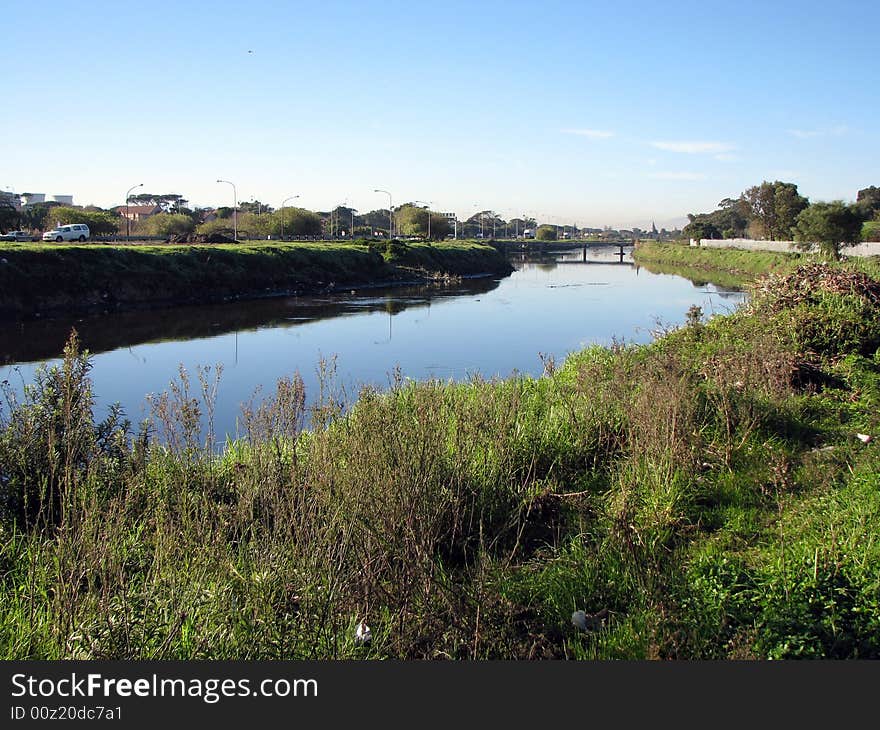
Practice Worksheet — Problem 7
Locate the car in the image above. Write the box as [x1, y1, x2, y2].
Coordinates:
[0, 230, 37, 242]
[42, 224, 90, 242]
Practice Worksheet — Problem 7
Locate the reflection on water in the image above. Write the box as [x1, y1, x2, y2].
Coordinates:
[0, 278, 501, 366]
[1, 247, 746, 439]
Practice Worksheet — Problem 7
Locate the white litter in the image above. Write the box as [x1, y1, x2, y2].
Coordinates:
[355, 621, 372, 644]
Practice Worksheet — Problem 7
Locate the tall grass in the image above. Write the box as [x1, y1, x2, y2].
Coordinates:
[1, 263, 879, 659]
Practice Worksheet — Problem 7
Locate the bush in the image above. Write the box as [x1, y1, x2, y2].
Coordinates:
[536, 225, 557, 241]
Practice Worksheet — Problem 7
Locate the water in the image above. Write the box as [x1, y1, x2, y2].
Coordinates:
[0, 248, 745, 439]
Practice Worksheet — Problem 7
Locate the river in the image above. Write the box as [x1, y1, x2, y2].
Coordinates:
[0, 247, 745, 440]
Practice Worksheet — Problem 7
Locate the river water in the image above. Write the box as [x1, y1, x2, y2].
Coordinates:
[0, 247, 744, 440]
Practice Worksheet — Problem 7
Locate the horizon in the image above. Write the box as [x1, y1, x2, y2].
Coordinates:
[3, 0, 878, 230]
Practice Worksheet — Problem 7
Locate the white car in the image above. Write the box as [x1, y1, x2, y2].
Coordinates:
[0, 230, 37, 242]
[42, 224, 90, 242]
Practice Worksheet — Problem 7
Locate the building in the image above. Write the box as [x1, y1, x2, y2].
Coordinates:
[113, 204, 162, 222]
[441, 211, 458, 237]
[48, 195, 74, 205]
[21, 193, 45, 206]
[0, 191, 22, 210]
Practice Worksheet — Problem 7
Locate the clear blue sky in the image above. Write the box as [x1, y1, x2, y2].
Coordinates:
[4, 0, 878, 229]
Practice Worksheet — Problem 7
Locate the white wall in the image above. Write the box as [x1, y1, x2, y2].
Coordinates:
[698, 238, 880, 258]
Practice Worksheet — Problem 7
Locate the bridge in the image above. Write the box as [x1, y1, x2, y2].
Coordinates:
[490, 239, 635, 262]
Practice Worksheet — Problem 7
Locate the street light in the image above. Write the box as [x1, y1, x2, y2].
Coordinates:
[374, 189, 392, 239]
[216, 179, 237, 241]
[414, 200, 433, 241]
[344, 198, 356, 238]
[281, 195, 299, 240]
[125, 183, 143, 240]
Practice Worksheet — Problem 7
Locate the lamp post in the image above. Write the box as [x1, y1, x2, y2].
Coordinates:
[281, 195, 299, 240]
[345, 198, 355, 238]
[414, 200, 432, 240]
[374, 189, 392, 239]
[216, 179, 237, 241]
[125, 183, 143, 240]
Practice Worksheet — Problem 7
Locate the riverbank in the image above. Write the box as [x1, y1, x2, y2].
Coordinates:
[633, 241, 880, 288]
[633, 241, 805, 288]
[2, 262, 879, 659]
[0, 240, 513, 319]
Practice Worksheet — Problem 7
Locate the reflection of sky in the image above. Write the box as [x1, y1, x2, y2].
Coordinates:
[2, 259, 745, 439]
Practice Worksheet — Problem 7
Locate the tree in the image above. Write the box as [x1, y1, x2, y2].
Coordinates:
[427, 213, 451, 241]
[328, 206, 356, 237]
[359, 209, 391, 233]
[856, 186, 880, 219]
[143, 213, 196, 237]
[462, 210, 504, 238]
[535, 225, 557, 241]
[682, 213, 721, 241]
[794, 201, 865, 260]
[197, 207, 322, 239]
[19, 202, 61, 231]
[239, 200, 273, 215]
[0, 202, 21, 232]
[509, 218, 536, 237]
[743, 181, 808, 240]
[45, 206, 120, 236]
[277, 208, 322, 237]
[129, 193, 189, 213]
[715, 197, 750, 238]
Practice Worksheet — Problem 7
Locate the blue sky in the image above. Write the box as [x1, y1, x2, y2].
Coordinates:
[3, 0, 878, 229]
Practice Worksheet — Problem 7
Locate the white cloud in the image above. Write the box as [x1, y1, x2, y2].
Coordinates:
[714, 153, 737, 162]
[651, 140, 733, 154]
[648, 172, 707, 181]
[562, 128, 615, 139]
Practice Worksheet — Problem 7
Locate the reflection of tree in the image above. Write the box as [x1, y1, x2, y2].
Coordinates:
[2, 278, 502, 365]
[384, 299, 407, 315]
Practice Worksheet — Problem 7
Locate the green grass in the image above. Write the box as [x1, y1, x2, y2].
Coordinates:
[633, 241, 807, 286]
[0, 240, 512, 318]
[1, 262, 879, 659]
[633, 241, 880, 288]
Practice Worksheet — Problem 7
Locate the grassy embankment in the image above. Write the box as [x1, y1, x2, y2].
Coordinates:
[633, 242, 808, 289]
[2, 253, 880, 659]
[633, 241, 880, 289]
[0, 240, 512, 318]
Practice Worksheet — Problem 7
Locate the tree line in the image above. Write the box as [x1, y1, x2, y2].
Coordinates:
[683, 182, 880, 258]
[0, 198, 545, 242]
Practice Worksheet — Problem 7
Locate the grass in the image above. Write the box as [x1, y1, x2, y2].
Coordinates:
[0, 240, 512, 318]
[633, 241, 880, 289]
[633, 241, 807, 287]
[1, 262, 879, 659]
